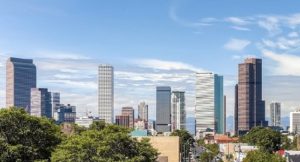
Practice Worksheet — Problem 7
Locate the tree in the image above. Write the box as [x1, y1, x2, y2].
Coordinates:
[170, 129, 194, 161]
[51, 125, 159, 162]
[243, 150, 285, 162]
[242, 127, 281, 153]
[0, 108, 62, 162]
[89, 120, 106, 131]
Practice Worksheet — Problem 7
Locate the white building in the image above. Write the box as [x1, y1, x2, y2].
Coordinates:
[195, 73, 224, 137]
[270, 102, 281, 126]
[98, 65, 114, 124]
[138, 101, 148, 122]
[171, 91, 186, 131]
[75, 116, 99, 128]
[290, 111, 300, 134]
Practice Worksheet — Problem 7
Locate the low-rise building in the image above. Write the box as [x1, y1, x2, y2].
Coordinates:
[75, 116, 100, 128]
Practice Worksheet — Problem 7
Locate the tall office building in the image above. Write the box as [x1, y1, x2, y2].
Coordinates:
[55, 104, 76, 123]
[195, 73, 225, 136]
[171, 91, 186, 131]
[290, 111, 300, 134]
[235, 58, 267, 135]
[122, 107, 134, 128]
[156, 86, 171, 133]
[6, 57, 36, 111]
[138, 101, 148, 122]
[30, 88, 52, 118]
[115, 115, 130, 128]
[224, 95, 227, 133]
[98, 65, 114, 124]
[52, 92, 60, 119]
[270, 102, 281, 127]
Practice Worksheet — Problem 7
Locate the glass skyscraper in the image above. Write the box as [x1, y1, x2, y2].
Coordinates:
[30, 88, 52, 118]
[6, 57, 36, 111]
[156, 86, 171, 133]
[195, 73, 225, 137]
[98, 64, 114, 124]
[270, 102, 281, 127]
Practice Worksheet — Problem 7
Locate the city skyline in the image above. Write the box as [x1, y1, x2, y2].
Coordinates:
[1, 1, 300, 126]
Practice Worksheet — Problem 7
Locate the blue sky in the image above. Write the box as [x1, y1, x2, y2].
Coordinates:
[1, 0, 300, 129]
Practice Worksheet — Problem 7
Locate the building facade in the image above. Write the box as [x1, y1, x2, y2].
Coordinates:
[115, 115, 130, 128]
[235, 58, 267, 135]
[290, 111, 300, 134]
[30, 88, 52, 118]
[138, 101, 148, 122]
[156, 86, 172, 133]
[195, 73, 225, 137]
[98, 65, 114, 124]
[270, 102, 281, 127]
[171, 91, 186, 131]
[6, 57, 36, 111]
[52, 92, 60, 119]
[55, 104, 76, 123]
[122, 107, 135, 128]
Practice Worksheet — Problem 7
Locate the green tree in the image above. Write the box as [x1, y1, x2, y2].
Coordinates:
[242, 127, 281, 153]
[51, 125, 159, 162]
[170, 129, 194, 161]
[89, 120, 106, 131]
[0, 107, 62, 162]
[243, 150, 285, 162]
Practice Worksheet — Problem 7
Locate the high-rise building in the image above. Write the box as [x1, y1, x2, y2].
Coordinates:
[55, 104, 76, 123]
[156, 86, 171, 133]
[270, 102, 281, 127]
[290, 111, 300, 134]
[224, 95, 227, 133]
[6, 57, 36, 111]
[235, 58, 267, 135]
[30, 88, 52, 118]
[171, 91, 186, 131]
[138, 101, 148, 122]
[98, 65, 114, 124]
[116, 115, 130, 128]
[122, 107, 134, 128]
[195, 73, 225, 137]
[234, 84, 238, 135]
[52, 92, 60, 119]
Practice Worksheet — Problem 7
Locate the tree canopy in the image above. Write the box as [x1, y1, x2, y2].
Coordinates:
[242, 127, 281, 153]
[0, 107, 62, 162]
[243, 150, 285, 162]
[51, 124, 159, 162]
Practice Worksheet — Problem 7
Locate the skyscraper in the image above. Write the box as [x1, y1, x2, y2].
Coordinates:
[55, 104, 76, 123]
[138, 101, 148, 122]
[98, 65, 114, 124]
[290, 111, 300, 134]
[270, 102, 281, 127]
[156, 86, 171, 133]
[30, 88, 52, 118]
[122, 107, 134, 128]
[171, 91, 186, 131]
[6, 57, 36, 111]
[52, 92, 60, 119]
[235, 58, 267, 135]
[195, 73, 225, 136]
[115, 115, 130, 128]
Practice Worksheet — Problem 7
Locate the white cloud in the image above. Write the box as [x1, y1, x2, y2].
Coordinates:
[224, 38, 251, 51]
[225, 17, 250, 26]
[262, 50, 300, 76]
[262, 37, 300, 50]
[44, 79, 97, 89]
[34, 51, 91, 60]
[231, 26, 250, 31]
[288, 32, 299, 38]
[258, 16, 280, 34]
[132, 59, 206, 72]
